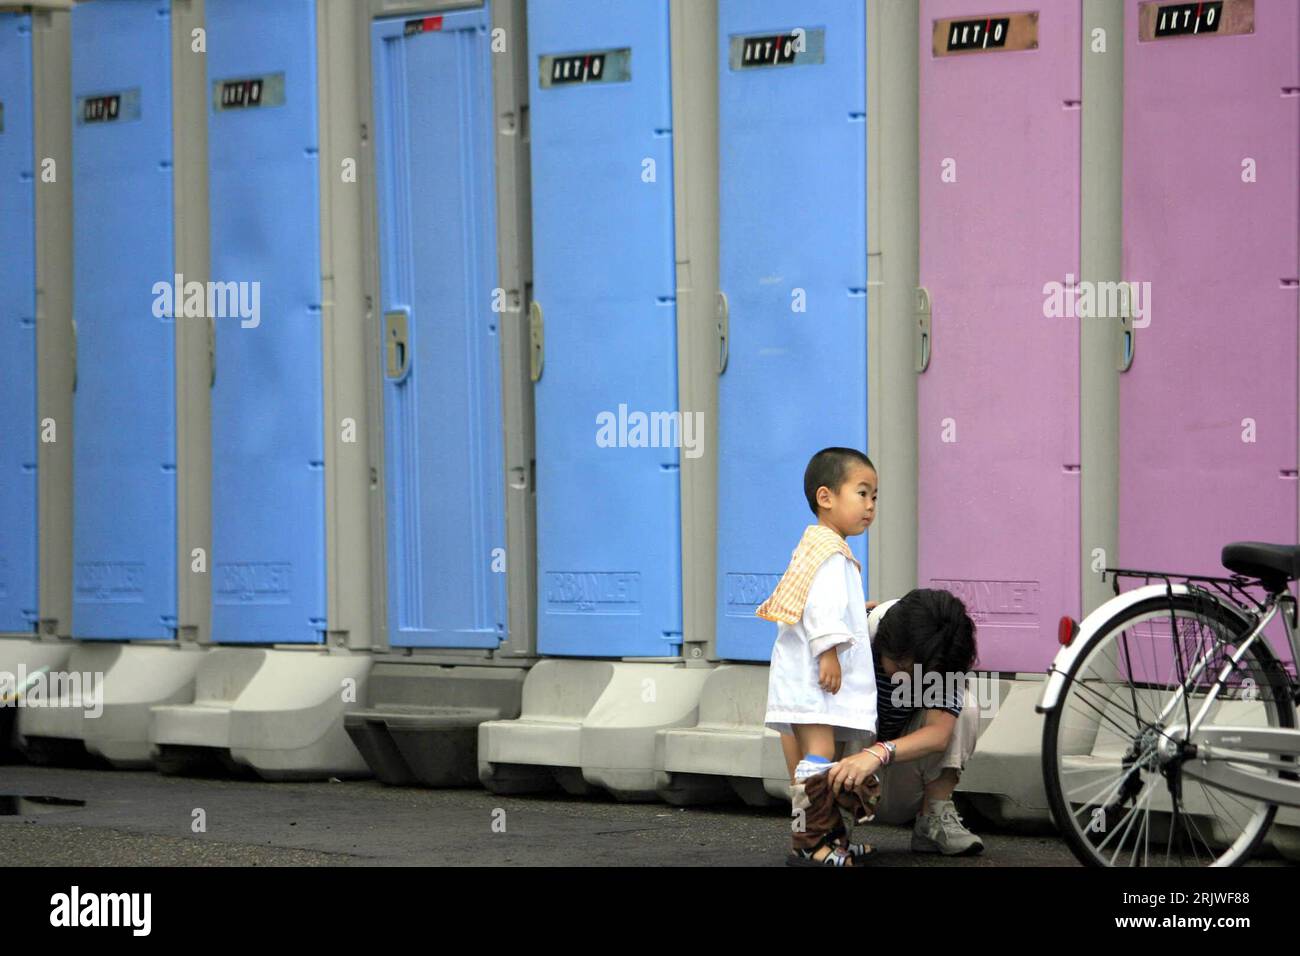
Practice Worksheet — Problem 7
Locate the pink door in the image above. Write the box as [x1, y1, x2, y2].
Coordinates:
[918, 2, 1081, 672]
[1120, 0, 1299, 591]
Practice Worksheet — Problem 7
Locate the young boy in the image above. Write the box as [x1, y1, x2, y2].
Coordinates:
[758, 447, 880, 866]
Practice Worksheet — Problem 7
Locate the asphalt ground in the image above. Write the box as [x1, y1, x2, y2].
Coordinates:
[0, 764, 1084, 867]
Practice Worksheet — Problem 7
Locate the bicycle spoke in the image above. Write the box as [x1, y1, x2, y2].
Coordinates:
[1103, 776, 1158, 865]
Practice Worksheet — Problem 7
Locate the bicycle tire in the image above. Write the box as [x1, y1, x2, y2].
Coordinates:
[1043, 591, 1296, 867]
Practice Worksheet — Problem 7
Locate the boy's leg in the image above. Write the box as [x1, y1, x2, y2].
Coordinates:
[792, 766, 855, 865]
[788, 724, 849, 863]
[791, 724, 836, 762]
[836, 731, 879, 855]
[780, 732, 801, 782]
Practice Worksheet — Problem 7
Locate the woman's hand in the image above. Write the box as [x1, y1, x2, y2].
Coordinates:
[829, 747, 883, 795]
[818, 648, 842, 694]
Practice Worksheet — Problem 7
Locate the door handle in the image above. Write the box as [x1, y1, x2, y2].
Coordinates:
[529, 300, 544, 382]
[716, 291, 729, 374]
[914, 287, 932, 373]
[1118, 291, 1135, 372]
[384, 309, 411, 381]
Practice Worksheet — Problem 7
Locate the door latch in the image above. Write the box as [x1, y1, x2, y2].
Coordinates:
[384, 309, 410, 380]
[1118, 284, 1135, 372]
[716, 291, 729, 374]
[914, 286, 932, 373]
[529, 300, 544, 382]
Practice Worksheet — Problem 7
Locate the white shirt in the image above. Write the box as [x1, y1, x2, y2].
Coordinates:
[764, 553, 878, 739]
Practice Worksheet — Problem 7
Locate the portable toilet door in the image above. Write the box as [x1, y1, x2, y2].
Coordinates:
[205, 0, 326, 644]
[0, 11, 37, 635]
[715, 1, 867, 662]
[71, 0, 177, 640]
[917, 2, 1082, 671]
[1119, 0, 1299, 582]
[527, 0, 683, 658]
[369, 6, 507, 649]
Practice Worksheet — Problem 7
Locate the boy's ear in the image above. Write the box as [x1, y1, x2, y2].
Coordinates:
[815, 485, 833, 509]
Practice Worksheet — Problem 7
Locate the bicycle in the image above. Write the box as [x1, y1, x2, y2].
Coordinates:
[1039, 541, 1300, 866]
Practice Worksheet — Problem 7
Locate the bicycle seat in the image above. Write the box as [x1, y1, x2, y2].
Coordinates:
[1221, 541, 1300, 587]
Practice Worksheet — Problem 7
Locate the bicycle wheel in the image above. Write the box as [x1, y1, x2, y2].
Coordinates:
[1043, 590, 1296, 867]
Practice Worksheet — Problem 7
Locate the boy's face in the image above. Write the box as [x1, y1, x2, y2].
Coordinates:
[816, 463, 877, 538]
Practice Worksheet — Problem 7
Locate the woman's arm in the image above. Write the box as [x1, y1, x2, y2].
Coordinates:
[889, 709, 956, 761]
[828, 709, 958, 793]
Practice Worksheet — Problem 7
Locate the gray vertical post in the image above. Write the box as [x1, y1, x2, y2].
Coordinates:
[669, 0, 718, 664]
[490, 0, 538, 659]
[1080, 0, 1123, 617]
[358, 0, 385, 650]
[30, 1, 73, 639]
[866, 0, 919, 601]
[318, 0, 375, 651]
[171, 0, 211, 644]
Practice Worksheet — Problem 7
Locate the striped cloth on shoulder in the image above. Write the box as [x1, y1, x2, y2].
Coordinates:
[755, 524, 861, 625]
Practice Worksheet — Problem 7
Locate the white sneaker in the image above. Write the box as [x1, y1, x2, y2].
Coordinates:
[911, 798, 984, 856]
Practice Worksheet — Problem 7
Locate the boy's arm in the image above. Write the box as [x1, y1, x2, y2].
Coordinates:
[803, 554, 854, 658]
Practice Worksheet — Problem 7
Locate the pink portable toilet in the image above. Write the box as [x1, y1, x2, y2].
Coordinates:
[918, 2, 1082, 672]
[1120, 0, 1299, 601]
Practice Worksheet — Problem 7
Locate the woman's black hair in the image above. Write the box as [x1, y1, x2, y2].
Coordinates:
[803, 447, 875, 516]
[874, 588, 978, 674]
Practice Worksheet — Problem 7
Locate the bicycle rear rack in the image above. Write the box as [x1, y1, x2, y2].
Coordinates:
[1102, 566, 1271, 614]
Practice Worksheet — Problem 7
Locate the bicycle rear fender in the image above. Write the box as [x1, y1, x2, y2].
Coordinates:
[1035, 583, 1251, 713]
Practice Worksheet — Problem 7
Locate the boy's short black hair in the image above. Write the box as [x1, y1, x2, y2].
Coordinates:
[874, 588, 978, 675]
[803, 447, 875, 516]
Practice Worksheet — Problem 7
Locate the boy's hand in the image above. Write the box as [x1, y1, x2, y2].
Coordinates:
[865, 600, 879, 611]
[818, 649, 842, 694]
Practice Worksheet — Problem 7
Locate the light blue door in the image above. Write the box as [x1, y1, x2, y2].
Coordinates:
[528, 0, 682, 658]
[0, 13, 37, 634]
[71, 0, 176, 639]
[716, 1, 867, 660]
[372, 8, 507, 648]
[207, 0, 325, 644]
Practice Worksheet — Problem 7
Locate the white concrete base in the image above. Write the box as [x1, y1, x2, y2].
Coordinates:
[479, 659, 713, 801]
[958, 678, 1053, 828]
[150, 647, 371, 781]
[0, 637, 73, 686]
[15, 642, 204, 768]
[655, 664, 789, 806]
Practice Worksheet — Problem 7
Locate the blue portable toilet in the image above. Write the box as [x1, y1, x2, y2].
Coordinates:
[147, 0, 373, 780]
[370, 6, 507, 651]
[0, 11, 37, 637]
[528, 0, 683, 658]
[205, 0, 326, 644]
[71, 0, 177, 640]
[715, 0, 868, 661]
